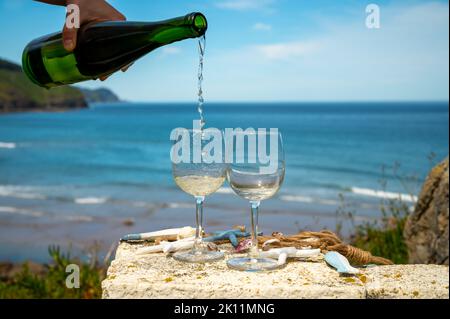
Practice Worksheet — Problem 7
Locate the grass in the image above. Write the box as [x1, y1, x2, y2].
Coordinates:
[336, 160, 431, 264]
[349, 198, 410, 264]
[335, 192, 410, 264]
[0, 246, 106, 299]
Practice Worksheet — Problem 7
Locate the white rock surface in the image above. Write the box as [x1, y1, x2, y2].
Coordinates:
[102, 242, 449, 299]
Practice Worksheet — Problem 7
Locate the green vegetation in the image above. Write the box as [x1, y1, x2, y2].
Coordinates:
[336, 162, 427, 264]
[349, 197, 410, 264]
[335, 192, 410, 264]
[0, 246, 106, 299]
[0, 58, 87, 113]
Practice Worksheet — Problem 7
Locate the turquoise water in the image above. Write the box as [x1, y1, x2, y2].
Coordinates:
[0, 102, 448, 261]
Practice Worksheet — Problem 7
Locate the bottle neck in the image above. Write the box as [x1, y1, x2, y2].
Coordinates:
[144, 12, 207, 44]
[82, 12, 207, 45]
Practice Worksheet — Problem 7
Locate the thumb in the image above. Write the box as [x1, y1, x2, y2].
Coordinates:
[62, 24, 78, 52]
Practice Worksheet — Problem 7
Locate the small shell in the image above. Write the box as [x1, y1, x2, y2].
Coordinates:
[277, 253, 288, 266]
[272, 232, 284, 237]
[262, 239, 281, 251]
[121, 227, 195, 242]
[235, 239, 252, 253]
[207, 242, 219, 251]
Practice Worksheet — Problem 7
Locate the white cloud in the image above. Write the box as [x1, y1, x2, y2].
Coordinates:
[255, 41, 318, 60]
[216, 0, 275, 11]
[252, 23, 272, 31]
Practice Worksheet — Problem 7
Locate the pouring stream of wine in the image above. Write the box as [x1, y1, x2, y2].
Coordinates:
[197, 36, 206, 130]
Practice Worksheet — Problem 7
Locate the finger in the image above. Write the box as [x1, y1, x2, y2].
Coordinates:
[103, 2, 127, 21]
[100, 70, 116, 81]
[121, 63, 133, 72]
[62, 23, 78, 52]
[115, 12, 127, 21]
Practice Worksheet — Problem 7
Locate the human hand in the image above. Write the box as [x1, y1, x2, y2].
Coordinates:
[36, 0, 132, 80]
[63, 0, 126, 52]
[67, 0, 133, 81]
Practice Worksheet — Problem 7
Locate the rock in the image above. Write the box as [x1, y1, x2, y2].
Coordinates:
[79, 87, 121, 104]
[102, 242, 449, 299]
[364, 264, 449, 299]
[122, 219, 135, 227]
[404, 158, 449, 265]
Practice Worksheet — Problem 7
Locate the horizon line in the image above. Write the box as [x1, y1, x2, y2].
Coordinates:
[105, 100, 450, 104]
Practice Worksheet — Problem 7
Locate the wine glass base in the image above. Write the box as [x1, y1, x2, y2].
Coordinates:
[227, 257, 285, 272]
[173, 250, 224, 263]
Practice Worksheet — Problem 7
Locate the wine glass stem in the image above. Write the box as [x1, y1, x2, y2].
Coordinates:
[194, 196, 205, 251]
[249, 200, 261, 258]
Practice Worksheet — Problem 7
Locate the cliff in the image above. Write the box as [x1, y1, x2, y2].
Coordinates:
[79, 87, 121, 104]
[0, 58, 87, 114]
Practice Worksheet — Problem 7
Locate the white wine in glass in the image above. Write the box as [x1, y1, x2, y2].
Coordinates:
[174, 175, 225, 197]
[227, 131, 286, 271]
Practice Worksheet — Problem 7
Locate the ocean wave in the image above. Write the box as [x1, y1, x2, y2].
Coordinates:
[74, 197, 108, 205]
[131, 201, 152, 208]
[280, 195, 340, 206]
[351, 187, 418, 203]
[289, 163, 383, 179]
[289, 163, 421, 183]
[167, 202, 195, 209]
[0, 142, 16, 149]
[280, 195, 314, 203]
[0, 206, 95, 222]
[281, 187, 418, 206]
[216, 187, 234, 195]
[0, 206, 45, 217]
[0, 185, 47, 200]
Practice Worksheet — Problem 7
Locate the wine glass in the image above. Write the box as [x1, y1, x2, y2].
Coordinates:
[226, 130, 285, 271]
[171, 128, 226, 263]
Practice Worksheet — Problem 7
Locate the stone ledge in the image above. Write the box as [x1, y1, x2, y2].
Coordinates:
[102, 243, 449, 299]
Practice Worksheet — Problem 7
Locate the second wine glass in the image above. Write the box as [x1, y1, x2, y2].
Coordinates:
[227, 130, 285, 271]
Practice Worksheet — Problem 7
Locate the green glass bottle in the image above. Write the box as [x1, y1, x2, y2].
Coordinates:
[22, 12, 207, 88]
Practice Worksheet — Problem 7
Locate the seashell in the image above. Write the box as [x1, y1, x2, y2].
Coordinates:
[136, 237, 195, 255]
[121, 227, 196, 242]
[163, 240, 194, 254]
[262, 239, 281, 251]
[235, 239, 253, 253]
[207, 242, 219, 251]
[259, 247, 321, 265]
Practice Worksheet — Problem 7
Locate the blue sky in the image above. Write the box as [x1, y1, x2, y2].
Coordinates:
[0, 0, 448, 102]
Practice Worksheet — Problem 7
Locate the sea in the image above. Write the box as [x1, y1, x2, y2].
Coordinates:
[0, 102, 448, 262]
